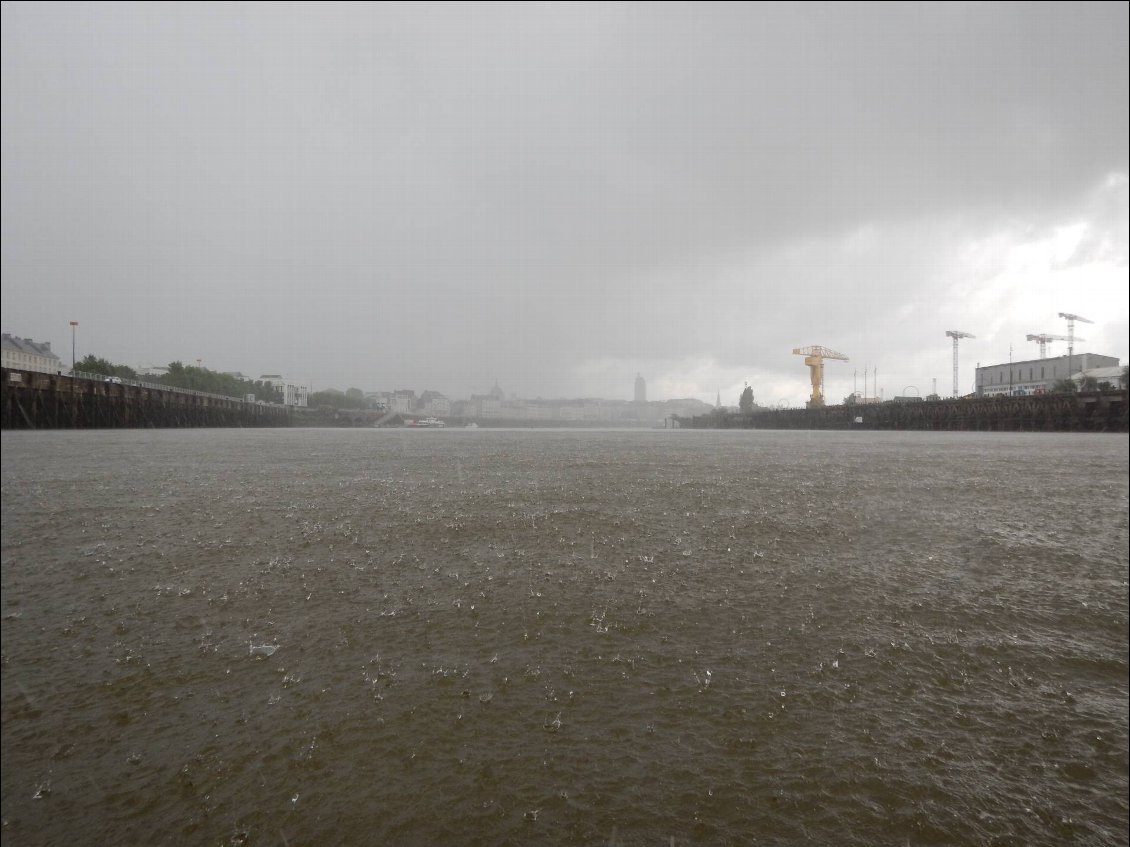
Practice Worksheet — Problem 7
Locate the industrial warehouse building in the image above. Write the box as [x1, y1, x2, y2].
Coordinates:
[976, 353, 1119, 396]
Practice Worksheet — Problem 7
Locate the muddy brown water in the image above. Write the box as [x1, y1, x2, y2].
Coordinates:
[2, 428, 1127, 845]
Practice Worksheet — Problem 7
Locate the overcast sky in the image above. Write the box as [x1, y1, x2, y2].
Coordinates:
[3, 2, 1127, 404]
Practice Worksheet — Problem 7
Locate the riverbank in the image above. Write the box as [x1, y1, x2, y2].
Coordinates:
[679, 390, 1128, 432]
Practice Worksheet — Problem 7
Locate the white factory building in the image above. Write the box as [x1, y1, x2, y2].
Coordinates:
[975, 353, 1120, 397]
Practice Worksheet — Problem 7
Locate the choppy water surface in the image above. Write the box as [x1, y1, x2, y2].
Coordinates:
[2, 429, 1127, 846]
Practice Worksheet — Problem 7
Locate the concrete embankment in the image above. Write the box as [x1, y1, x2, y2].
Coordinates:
[1, 369, 293, 429]
[680, 391, 1128, 432]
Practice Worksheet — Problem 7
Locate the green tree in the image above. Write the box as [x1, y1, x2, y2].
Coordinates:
[74, 354, 137, 380]
[159, 362, 276, 399]
[309, 389, 350, 409]
[1051, 378, 1077, 394]
[739, 385, 754, 412]
[1120, 366, 1129, 389]
[250, 380, 280, 402]
[1078, 375, 1100, 393]
[75, 354, 115, 376]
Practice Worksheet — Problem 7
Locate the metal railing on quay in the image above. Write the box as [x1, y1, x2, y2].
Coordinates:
[66, 369, 278, 405]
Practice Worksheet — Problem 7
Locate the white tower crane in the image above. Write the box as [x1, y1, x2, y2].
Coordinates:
[1057, 312, 1093, 381]
[945, 330, 975, 398]
[1025, 333, 1076, 359]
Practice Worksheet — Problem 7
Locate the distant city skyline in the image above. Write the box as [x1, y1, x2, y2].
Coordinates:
[8, 322, 1128, 409]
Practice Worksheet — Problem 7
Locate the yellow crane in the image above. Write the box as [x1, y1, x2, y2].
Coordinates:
[792, 345, 849, 408]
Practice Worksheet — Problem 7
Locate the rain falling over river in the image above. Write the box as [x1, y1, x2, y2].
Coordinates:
[2, 428, 1127, 845]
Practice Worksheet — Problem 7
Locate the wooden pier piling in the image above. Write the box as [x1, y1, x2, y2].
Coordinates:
[1, 369, 293, 430]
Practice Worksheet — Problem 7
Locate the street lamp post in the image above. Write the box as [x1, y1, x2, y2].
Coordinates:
[69, 320, 78, 372]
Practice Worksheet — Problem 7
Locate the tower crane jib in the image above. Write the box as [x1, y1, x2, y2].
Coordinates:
[1025, 333, 1074, 359]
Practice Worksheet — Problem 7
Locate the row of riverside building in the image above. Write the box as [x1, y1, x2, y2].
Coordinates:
[368, 381, 711, 423]
[6, 333, 1122, 410]
[0, 336, 690, 420]
[1, 334, 62, 372]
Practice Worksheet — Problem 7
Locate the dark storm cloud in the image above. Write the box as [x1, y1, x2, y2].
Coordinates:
[2, 2, 1127, 400]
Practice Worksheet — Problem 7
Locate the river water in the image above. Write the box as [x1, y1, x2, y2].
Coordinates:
[1, 428, 1127, 846]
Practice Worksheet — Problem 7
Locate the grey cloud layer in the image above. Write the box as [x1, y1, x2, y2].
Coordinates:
[3, 2, 1126, 397]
